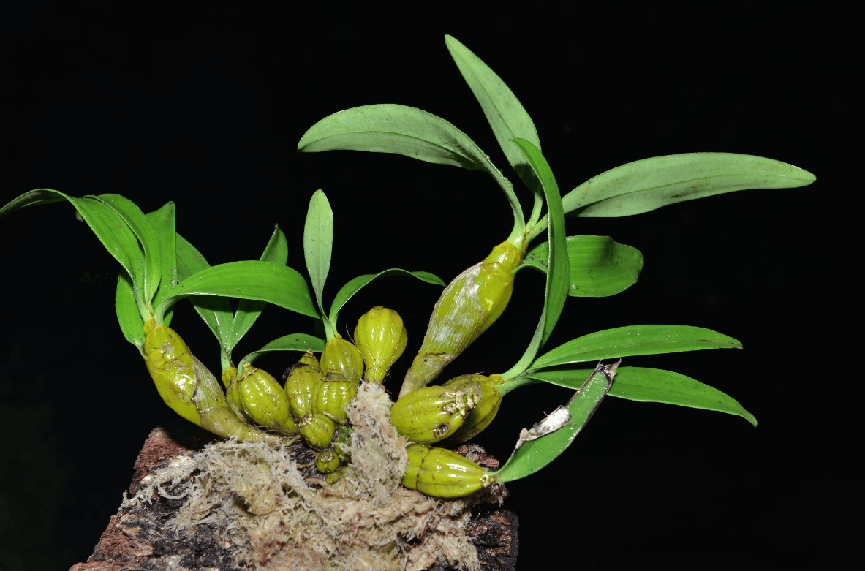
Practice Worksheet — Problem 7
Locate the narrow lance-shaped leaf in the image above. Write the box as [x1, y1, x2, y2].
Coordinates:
[117, 198, 176, 350]
[444, 35, 541, 191]
[0, 188, 66, 214]
[241, 333, 326, 366]
[303, 190, 334, 337]
[173, 233, 234, 344]
[530, 324, 742, 372]
[503, 138, 568, 379]
[147, 202, 178, 312]
[1, 189, 148, 317]
[562, 152, 816, 218]
[495, 362, 615, 483]
[227, 225, 290, 357]
[116, 273, 144, 350]
[96, 194, 162, 308]
[160, 260, 318, 320]
[328, 269, 444, 330]
[526, 365, 757, 426]
[522, 235, 644, 298]
[298, 104, 525, 241]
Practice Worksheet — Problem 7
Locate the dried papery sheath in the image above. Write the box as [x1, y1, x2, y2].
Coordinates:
[511, 359, 620, 454]
[400, 241, 524, 397]
[513, 406, 572, 453]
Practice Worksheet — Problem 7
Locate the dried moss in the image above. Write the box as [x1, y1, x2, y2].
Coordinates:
[123, 382, 503, 571]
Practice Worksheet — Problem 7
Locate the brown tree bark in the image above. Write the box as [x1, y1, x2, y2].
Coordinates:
[69, 418, 518, 571]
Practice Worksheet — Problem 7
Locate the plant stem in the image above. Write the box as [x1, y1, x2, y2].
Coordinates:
[498, 375, 537, 396]
[323, 318, 336, 342]
[524, 213, 548, 243]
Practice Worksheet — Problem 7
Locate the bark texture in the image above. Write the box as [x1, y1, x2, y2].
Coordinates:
[69, 417, 517, 571]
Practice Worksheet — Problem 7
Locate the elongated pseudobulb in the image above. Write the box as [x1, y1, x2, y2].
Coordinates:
[400, 241, 523, 397]
[142, 320, 273, 442]
[402, 444, 496, 498]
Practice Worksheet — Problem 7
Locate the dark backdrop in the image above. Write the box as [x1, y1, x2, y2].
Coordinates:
[0, 2, 856, 570]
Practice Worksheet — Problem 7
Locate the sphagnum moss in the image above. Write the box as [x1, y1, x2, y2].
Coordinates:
[124, 381, 504, 571]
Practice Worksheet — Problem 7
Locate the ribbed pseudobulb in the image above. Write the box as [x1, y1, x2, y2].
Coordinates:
[400, 241, 523, 397]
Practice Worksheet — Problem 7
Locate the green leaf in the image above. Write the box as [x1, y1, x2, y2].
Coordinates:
[503, 139, 568, 379]
[495, 363, 614, 483]
[328, 269, 445, 329]
[259, 224, 289, 265]
[240, 333, 327, 366]
[95, 194, 162, 307]
[562, 153, 816, 217]
[0, 188, 66, 214]
[116, 273, 145, 351]
[172, 233, 233, 345]
[527, 365, 757, 426]
[303, 190, 334, 313]
[227, 225, 290, 356]
[444, 35, 541, 191]
[175, 232, 210, 281]
[522, 235, 644, 297]
[530, 325, 742, 371]
[2, 189, 147, 316]
[116, 202, 176, 349]
[160, 260, 318, 319]
[298, 104, 524, 239]
[147, 203, 178, 312]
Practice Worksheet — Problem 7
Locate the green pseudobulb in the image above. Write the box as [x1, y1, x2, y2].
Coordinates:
[142, 320, 274, 442]
[402, 444, 496, 498]
[400, 241, 523, 397]
[390, 385, 478, 444]
[354, 306, 408, 384]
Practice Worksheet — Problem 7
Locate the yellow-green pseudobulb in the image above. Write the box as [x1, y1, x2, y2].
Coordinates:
[297, 413, 337, 449]
[312, 373, 358, 425]
[320, 334, 364, 383]
[442, 374, 504, 443]
[402, 444, 496, 498]
[390, 385, 479, 444]
[400, 241, 523, 397]
[315, 451, 341, 474]
[284, 351, 323, 420]
[235, 366, 299, 436]
[354, 306, 408, 383]
[142, 320, 273, 442]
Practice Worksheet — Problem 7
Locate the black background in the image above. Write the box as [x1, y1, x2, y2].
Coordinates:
[0, 2, 857, 570]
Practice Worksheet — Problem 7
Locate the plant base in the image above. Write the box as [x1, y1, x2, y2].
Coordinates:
[69, 386, 517, 571]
